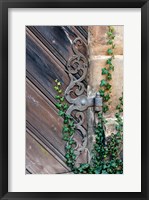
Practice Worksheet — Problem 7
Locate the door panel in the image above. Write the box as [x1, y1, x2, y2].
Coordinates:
[26, 26, 88, 174]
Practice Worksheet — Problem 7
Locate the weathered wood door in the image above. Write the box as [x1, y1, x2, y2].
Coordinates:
[26, 26, 88, 174]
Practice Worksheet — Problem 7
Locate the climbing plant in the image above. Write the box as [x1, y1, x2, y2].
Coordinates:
[54, 80, 76, 170]
[54, 26, 123, 174]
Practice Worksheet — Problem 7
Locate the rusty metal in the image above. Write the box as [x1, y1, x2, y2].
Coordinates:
[94, 92, 102, 112]
[65, 37, 102, 160]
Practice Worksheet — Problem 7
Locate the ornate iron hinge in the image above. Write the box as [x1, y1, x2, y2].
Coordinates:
[64, 37, 102, 163]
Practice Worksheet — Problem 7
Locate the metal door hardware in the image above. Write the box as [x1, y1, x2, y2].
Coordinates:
[65, 92, 102, 115]
[64, 37, 102, 160]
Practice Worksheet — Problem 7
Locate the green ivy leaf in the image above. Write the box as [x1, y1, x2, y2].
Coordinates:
[115, 113, 119, 118]
[115, 125, 121, 131]
[57, 82, 61, 86]
[95, 129, 100, 134]
[54, 86, 59, 91]
[109, 26, 115, 33]
[103, 105, 109, 113]
[65, 114, 71, 120]
[72, 155, 76, 160]
[102, 170, 108, 174]
[107, 40, 113, 45]
[65, 153, 70, 159]
[107, 31, 112, 37]
[55, 95, 60, 99]
[103, 94, 110, 102]
[58, 89, 62, 94]
[119, 97, 123, 101]
[70, 129, 75, 136]
[67, 159, 72, 164]
[78, 167, 83, 173]
[116, 105, 121, 110]
[64, 119, 68, 124]
[100, 79, 107, 87]
[70, 149, 74, 154]
[69, 121, 74, 127]
[111, 162, 117, 168]
[106, 58, 112, 65]
[119, 108, 123, 112]
[63, 136, 69, 141]
[99, 89, 105, 97]
[109, 65, 114, 71]
[111, 35, 115, 39]
[58, 110, 65, 116]
[80, 163, 90, 169]
[106, 83, 111, 90]
[112, 44, 115, 49]
[65, 145, 71, 150]
[63, 104, 69, 110]
[60, 97, 64, 102]
[98, 112, 103, 119]
[107, 73, 112, 80]
[107, 48, 113, 55]
[63, 126, 69, 133]
[102, 68, 108, 75]
[55, 103, 62, 109]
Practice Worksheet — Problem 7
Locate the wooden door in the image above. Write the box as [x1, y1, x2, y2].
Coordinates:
[26, 26, 88, 174]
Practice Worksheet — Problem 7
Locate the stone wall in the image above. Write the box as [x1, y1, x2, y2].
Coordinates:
[88, 26, 123, 137]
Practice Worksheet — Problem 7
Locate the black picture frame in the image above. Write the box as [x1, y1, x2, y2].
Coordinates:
[0, 0, 148, 199]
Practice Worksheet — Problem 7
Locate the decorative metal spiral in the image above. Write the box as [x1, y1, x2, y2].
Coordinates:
[64, 38, 88, 158]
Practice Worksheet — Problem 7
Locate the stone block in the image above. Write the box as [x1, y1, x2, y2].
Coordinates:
[88, 56, 123, 116]
[88, 26, 123, 56]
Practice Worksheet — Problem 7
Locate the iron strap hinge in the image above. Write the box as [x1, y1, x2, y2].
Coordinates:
[64, 37, 102, 160]
[73, 92, 102, 112]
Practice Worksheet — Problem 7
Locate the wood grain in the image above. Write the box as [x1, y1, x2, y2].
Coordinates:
[26, 30, 69, 102]
[26, 132, 69, 174]
[26, 26, 88, 173]
[26, 27, 87, 128]
[26, 79, 87, 159]
[26, 28, 87, 101]
[26, 79, 66, 155]
[28, 26, 75, 64]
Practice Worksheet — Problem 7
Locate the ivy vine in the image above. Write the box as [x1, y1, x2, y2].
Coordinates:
[54, 80, 76, 170]
[54, 26, 123, 174]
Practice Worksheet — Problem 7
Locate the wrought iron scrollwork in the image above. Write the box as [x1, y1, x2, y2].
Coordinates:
[64, 38, 88, 157]
[64, 37, 102, 160]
